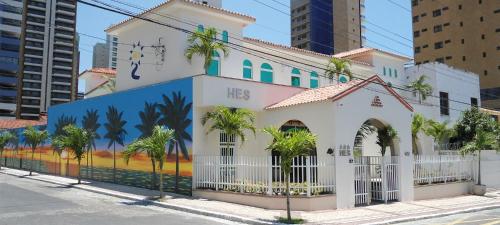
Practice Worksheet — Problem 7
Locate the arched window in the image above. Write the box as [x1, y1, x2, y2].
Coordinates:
[291, 68, 301, 87]
[197, 25, 204, 32]
[207, 51, 220, 76]
[222, 30, 229, 43]
[383, 66, 387, 75]
[394, 69, 398, 78]
[310, 71, 319, 88]
[339, 75, 348, 83]
[389, 68, 392, 77]
[260, 63, 273, 83]
[243, 59, 252, 79]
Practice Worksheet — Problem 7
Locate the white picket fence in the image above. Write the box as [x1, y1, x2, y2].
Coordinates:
[194, 155, 336, 196]
[413, 155, 475, 185]
[354, 156, 400, 205]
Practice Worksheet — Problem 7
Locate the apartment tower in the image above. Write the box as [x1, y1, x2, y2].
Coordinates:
[412, 0, 500, 109]
[17, 0, 78, 120]
[0, 0, 23, 119]
[291, 0, 365, 55]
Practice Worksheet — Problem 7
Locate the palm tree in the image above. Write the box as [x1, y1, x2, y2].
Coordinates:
[157, 92, 192, 192]
[82, 109, 101, 179]
[53, 115, 76, 175]
[263, 127, 317, 224]
[23, 126, 49, 176]
[104, 106, 128, 182]
[135, 102, 161, 189]
[425, 120, 453, 152]
[326, 57, 352, 83]
[123, 125, 175, 199]
[460, 130, 498, 186]
[406, 75, 433, 104]
[411, 114, 427, 155]
[185, 27, 229, 74]
[0, 131, 15, 170]
[52, 125, 90, 184]
[376, 125, 398, 156]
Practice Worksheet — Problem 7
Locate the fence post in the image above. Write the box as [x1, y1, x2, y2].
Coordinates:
[267, 156, 273, 195]
[306, 156, 311, 197]
[215, 156, 220, 191]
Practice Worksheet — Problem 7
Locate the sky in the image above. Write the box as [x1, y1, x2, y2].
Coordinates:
[76, 0, 413, 73]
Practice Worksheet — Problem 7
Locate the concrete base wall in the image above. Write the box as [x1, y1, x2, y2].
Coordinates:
[414, 182, 472, 201]
[193, 190, 337, 211]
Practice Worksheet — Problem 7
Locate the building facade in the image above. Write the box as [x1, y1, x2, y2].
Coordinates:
[0, 0, 488, 211]
[0, 0, 23, 119]
[106, 34, 118, 69]
[291, 0, 365, 55]
[411, 0, 500, 109]
[92, 42, 109, 68]
[17, 0, 78, 120]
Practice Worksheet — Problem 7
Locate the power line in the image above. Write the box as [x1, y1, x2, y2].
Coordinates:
[386, 0, 412, 13]
[77, 0, 498, 112]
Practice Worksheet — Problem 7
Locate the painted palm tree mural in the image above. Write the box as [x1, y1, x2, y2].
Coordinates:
[82, 109, 101, 178]
[104, 106, 128, 182]
[1, 77, 194, 195]
[135, 102, 161, 189]
[53, 115, 76, 175]
[158, 92, 192, 192]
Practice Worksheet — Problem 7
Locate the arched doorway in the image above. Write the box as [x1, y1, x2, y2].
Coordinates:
[353, 119, 398, 157]
[352, 119, 401, 205]
[272, 120, 317, 188]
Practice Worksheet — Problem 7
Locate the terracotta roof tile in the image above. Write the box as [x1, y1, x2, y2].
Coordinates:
[333, 47, 412, 60]
[266, 75, 413, 111]
[79, 68, 116, 78]
[106, 0, 255, 33]
[0, 119, 47, 129]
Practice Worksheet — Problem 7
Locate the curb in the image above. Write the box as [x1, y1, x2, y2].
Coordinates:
[1, 169, 272, 225]
[366, 204, 500, 225]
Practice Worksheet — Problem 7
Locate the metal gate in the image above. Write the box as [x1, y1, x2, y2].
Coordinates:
[354, 156, 400, 205]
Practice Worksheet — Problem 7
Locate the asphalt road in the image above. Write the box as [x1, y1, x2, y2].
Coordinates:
[397, 208, 500, 225]
[0, 172, 242, 225]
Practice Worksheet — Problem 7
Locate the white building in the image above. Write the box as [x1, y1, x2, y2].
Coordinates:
[52, 0, 483, 209]
[78, 68, 115, 99]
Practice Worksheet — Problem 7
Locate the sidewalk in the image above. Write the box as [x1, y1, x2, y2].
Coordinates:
[1, 167, 499, 225]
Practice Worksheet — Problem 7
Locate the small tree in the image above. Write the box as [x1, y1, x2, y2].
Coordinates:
[411, 114, 427, 155]
[53, 125, 90, 184]
[460, 130, 498, 186]
[23, 126, 49, 176]
[454, 108, 496, 144]
[406, 75, 432, 104]
[326, 57, 352, 83]
[201, 106, 256, 151]
[425, 120, 453, 152]
[185, 27, 229, 74]
[0, 131, 15, 170]
[376, 125, 398, 156]
[123, 126, 175, 199]
[263, 127, 317, 224]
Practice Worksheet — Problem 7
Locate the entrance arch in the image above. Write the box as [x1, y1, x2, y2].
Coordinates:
[353, 118, 399, 157]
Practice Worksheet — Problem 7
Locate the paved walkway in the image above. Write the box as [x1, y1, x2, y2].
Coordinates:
[1, 168, 499, 224]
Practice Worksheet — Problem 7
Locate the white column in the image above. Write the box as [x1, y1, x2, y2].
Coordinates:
[398, 154, 414, 202]
[335, 155, 355, 208]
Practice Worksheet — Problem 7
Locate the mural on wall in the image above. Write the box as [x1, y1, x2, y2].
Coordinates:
[1, 78, 194, 195]
[153, 37, 166, 72]
[129, 41, 145, 80]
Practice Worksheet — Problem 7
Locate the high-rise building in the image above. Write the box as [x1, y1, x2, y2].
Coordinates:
[17, 0, 78, 120]
[106, 34, 118, 69]
[0, 0, 23, 119]
[411, 0, 500, 109]
[92, 42, 108, 68]
[290, 0, 365, 55]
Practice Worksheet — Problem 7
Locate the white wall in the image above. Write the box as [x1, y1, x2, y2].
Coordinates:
[480, 150, 500, 188]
